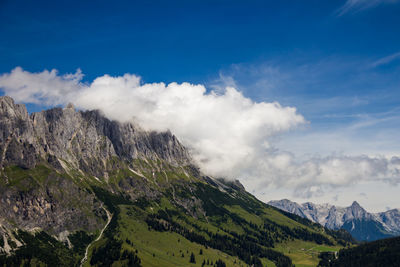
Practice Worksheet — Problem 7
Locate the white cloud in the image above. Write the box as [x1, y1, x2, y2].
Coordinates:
[242, 151, 400, 198]
[0, 67, 84, 105]
[1, 67, 399, 201]
[0, 67, 304, 176]
[209, 59, 400, 210]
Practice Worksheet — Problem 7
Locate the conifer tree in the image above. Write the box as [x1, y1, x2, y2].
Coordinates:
[190, 252, 196, 263]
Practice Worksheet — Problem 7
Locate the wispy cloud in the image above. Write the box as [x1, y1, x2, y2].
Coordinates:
[371, 52, 400, 67]
[216, 56, 400, 123]
[336, 0, 399, 16]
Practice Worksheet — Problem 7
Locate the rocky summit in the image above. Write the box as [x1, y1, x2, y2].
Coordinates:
[0, 96, 354, 267]
[0, 95, 191, 172]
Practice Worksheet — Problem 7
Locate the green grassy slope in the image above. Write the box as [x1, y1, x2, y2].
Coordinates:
[0, 159, 352, 267]
[83, 161, 350, 267]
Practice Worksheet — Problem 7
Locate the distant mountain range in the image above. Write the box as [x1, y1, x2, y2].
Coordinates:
[268, 199, 400, 241]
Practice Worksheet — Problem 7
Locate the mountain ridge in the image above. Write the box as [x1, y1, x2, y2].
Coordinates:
[268, 199, 400, 241]
[0, 95, 191, 172]
[0, 96, 353, 267]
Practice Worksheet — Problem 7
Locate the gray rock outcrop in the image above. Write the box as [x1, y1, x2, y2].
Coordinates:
[0, 96, 191, 177]
[0, 95, 193, 240]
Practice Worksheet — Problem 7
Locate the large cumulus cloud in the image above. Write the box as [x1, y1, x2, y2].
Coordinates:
[0, 67, 399, 198]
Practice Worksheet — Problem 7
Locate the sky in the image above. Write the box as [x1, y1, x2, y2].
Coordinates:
[1, 0, 400, 212]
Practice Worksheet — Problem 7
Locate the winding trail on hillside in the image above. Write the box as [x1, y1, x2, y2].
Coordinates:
[80, 205, 112, 267]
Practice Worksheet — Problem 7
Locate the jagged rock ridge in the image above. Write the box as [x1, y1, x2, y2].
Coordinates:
[0, 95, 193, 244]
[268, 199, 400, 241]
[0, 96, 191, 175]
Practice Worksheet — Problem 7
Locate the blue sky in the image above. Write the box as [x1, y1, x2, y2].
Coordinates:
[2, 0, 399, 82]
[1, 0, 400, 117]
[1, 0, 400, 211]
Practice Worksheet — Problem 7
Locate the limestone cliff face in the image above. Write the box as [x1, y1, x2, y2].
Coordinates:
[0, 96, 193, 241]
[0, 96, 38, 169]
[0, 96, 191, 176]
[0, 173, 104, 238]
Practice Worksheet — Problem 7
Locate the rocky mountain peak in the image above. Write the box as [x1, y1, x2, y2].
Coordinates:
[65, 103, 75, 110]
[0, 96, 193, 176]
[0, 96, 29, 123]
[351, 201, 361, 208]
[345, 200, 369, 220]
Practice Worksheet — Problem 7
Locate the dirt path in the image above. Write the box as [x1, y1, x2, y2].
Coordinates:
[80, 205, 112, 267]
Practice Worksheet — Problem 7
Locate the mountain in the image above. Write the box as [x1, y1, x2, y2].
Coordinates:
[268, 199, 400, 241]
[0, 96, 353, 267]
